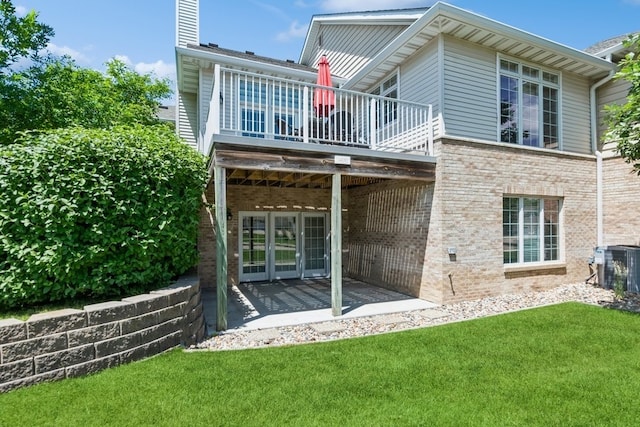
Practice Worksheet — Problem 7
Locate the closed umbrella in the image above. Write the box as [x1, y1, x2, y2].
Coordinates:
[314, 55, 335, 117]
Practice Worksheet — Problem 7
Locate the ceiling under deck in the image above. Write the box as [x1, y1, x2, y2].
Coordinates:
[225, 169, 386, 189]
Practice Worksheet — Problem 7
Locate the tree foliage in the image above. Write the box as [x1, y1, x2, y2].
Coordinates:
[0, 57, 172, 143]
[0, 125, 207, 310]
[0, 0, 53, 71]
[605, 33, 640, 173]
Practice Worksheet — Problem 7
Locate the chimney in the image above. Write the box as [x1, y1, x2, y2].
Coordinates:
[176, 0, 199, 48]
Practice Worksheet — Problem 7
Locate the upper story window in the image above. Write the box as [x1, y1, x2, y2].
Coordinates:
[238, 78, 301, 138]
[371, 73, 398, 124]
[499, 59, 560, 149]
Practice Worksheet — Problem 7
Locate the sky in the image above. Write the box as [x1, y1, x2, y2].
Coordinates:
[13, 0, 640, 105]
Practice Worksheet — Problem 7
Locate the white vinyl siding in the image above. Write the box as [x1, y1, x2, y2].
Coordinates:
[199, 69, 214, 143]
[597, 78, 631, 155]
[400, 40, 441, 136]
[309, 24, 409, 79]
[442, 36, 496, 141]
[177, 92, 198, 149]
[560, 73, 591, 154]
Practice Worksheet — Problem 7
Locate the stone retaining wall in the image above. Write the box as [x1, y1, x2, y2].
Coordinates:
[0, 276, 205, 393]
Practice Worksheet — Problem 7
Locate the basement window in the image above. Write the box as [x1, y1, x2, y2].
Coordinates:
[503, 197, 561, 264]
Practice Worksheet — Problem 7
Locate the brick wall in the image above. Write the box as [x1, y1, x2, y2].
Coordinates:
[198, 182, 333, 288]
[0, 276, 204, 393]
[426, 138, 597, 303]
[345, 180, 434, 297]
[602, 156, 640, 246]
[198, 140, 598, 306]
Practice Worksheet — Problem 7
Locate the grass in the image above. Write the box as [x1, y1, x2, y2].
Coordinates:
[2, 303, 640, 426]
[0, 297, 100, 321]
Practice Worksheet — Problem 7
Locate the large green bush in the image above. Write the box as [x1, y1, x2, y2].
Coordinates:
[0, 125, 207, 309]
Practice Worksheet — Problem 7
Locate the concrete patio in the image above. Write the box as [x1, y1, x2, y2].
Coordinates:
[201, 277, 437, 333]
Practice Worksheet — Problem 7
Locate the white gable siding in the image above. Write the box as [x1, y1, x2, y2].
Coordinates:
[308, 24, 409, 79]
[199, 69, 214, 142]
[442, 36, 497, 141]
[177, 92, 198, 150]
[597, 78, 630, 155]
[399, 39, 441, 136]
[561, 73, 591, 155]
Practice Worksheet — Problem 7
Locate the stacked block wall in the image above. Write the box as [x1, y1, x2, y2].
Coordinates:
[0, 276, 204, 393]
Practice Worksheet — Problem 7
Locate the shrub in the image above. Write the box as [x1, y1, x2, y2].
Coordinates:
[0, 125, 207, 309]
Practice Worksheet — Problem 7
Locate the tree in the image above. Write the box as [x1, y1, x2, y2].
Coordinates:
[0, 57, 172, 143]
[0, 0, 53, 72]
[605, 33, 640, 173]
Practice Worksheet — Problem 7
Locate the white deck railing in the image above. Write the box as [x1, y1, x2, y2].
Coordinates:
[201, 66, 433, 157]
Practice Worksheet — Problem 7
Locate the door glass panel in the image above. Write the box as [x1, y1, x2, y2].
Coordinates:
[242, 215, 267, 274]
[305, 216, 326, 271]
[273, 216, 297, 273]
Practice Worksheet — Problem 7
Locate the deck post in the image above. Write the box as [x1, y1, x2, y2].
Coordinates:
[303, 86, 309, 143]
[369, 98, 377, 150]
[331, 173, 342, 316]
[427, 104, 433, 156]
[214, 165, 228, 330]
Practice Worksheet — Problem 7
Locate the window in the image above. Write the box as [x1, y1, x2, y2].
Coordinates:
[499, 59, 559, 149]
[239, 78, 301, 139]
[371, 73, 398, 124]
[240, 79, 267, 137]
[503, 197, 561, 264]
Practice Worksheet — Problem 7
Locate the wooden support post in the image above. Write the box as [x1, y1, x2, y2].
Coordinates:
[214, 165, 228, 330]
[331, 173, 342, 316]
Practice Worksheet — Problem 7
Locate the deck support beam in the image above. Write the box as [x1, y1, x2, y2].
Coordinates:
[331, 173, 342, 316]
[214, 165, 228, 330]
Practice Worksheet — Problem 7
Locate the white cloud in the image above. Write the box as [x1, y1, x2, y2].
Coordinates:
[276, 20, 309, 42]
[115, 56, 175, 81]
[46, 42, 90, 63]
[14, 5, 27, 16]
[134, 60, 176, 81]
[319, 0, 426, 12]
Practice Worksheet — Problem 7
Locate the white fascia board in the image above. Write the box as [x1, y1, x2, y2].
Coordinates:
[592, 42, 628, 60]
[343, 1, 614, 90]
[176, 46, 341, 83]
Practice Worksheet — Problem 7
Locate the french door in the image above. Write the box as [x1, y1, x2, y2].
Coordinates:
[239, 212, 328, 282]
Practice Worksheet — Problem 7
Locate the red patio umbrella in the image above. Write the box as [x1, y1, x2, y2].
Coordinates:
[314, 55, 335, 117]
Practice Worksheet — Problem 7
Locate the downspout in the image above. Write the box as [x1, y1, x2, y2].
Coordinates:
[590, 70, 615, 247]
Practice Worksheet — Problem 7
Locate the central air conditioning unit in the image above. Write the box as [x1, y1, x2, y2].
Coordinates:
[596, 245, 640, 293]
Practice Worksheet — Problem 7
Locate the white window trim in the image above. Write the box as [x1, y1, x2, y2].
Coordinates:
[496, 54, 563, 150]
[503, 196, 564, 266]
[370, 68, 400, 97]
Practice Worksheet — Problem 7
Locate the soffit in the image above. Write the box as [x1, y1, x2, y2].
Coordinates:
[344, 2, 616, 91]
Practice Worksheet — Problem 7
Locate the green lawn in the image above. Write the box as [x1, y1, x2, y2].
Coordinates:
[2, 303, 640, 426]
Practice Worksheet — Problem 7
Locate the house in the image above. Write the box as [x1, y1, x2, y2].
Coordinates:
[175, 0, 636, 329]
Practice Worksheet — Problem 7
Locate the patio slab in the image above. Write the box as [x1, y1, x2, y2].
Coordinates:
[201, 277, 437, 333]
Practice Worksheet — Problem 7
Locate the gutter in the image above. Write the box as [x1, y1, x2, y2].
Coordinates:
[590, 70, 616, 247]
